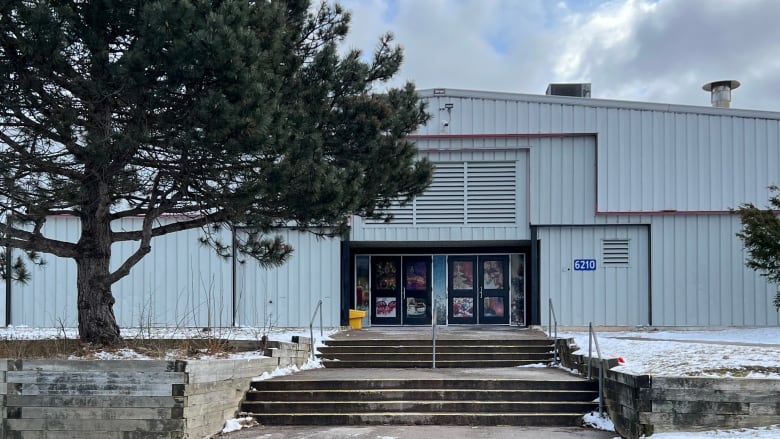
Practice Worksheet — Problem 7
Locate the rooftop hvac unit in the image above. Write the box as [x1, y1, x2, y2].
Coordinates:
[545, 83, 591, 98]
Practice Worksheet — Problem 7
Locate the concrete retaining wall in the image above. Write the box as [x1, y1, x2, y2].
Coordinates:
[558, 338, 780, 439]
[1, 338, 311, 439]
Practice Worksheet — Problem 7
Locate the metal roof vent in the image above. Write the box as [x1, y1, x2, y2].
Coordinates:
[546, 83, 591, 98]
[702, 80, 740, 108]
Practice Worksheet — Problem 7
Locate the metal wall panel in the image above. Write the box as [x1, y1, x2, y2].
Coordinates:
[530, 137, 597, 225]
[9, 216, 232, 328]
[236, 229, 341, 328]
[649, 214, 779, 327]
[420, 91, 780, 213]
[539, 225, 650, 326]
[110, 218, 232, 329]
[8, 218, 340, 329]
[351, 149, 530, 242]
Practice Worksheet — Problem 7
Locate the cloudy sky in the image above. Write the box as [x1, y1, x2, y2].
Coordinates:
[337, 0, 780, 112]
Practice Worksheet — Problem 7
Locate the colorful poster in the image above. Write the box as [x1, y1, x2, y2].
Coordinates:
[452, 261, 474, 290]
[483, 297, 505, 317]
[452, 297, 474, 318]
[483, 260, 505, 289]
[405, 261, 427, 290]
[406, 297, 427, 317]
[376, 261, 397, 290]
[375, 297, 397, 317]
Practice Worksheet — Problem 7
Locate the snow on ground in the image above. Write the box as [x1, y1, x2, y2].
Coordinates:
[557, 327, 780, 378]
[4, 325, 780, 437]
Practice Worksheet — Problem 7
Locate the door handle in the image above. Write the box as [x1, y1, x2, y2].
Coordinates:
[479, 287, 483, 299]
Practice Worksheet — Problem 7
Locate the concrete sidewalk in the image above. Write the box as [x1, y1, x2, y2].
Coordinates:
[220, 425, 617, 438]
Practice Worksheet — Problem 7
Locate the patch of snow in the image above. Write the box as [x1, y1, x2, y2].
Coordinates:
[221, 417, 257, 433]
[557, 328, 780, 378]
[517, 362, 548, 368]
[582, 411, 615, 431]
[251, 356, 324, 382]
[641, 424, 780, 438]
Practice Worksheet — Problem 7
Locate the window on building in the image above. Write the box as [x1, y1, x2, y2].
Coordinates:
[602, 239, 630, 266]
[367, 161, 517, 225]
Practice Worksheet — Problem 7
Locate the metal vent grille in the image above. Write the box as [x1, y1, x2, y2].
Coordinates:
[416, 162, 465, 224]
[602, 239, 630, 266]
[366, 160, 516, 225]
[466, 162, 516, 223]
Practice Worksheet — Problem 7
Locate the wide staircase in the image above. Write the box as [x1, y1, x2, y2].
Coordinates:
[316, 337, 553, 368]
[240, 328, 599, 426]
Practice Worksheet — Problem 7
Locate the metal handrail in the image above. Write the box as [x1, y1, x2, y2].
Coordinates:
[431, 303, 437, 369]
[548, 298, 559, 365]
[309, 300, 323, 360]
[588, 322, 605, 417]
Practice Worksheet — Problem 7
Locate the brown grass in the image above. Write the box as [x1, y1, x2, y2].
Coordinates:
[0, 337, 266, 360]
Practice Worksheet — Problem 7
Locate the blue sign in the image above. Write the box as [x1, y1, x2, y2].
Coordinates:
[574, 259, 597, 271]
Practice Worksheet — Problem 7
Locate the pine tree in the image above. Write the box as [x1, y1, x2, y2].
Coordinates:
[735, 186, 780, 310]
[0, 0, 432, 344]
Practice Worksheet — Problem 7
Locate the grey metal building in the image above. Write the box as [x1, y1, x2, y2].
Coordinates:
[4, 85, 779, 329]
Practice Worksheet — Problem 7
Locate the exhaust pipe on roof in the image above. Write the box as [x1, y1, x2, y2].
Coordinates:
[703, 80, 740, 108]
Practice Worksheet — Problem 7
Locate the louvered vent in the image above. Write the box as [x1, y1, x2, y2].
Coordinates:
[416, 162, 465, 224]
[602, 239, 630, 266]
[376, 199, 413, 225]
[366, 160, 516, 226]
[466, 162, 516, 223]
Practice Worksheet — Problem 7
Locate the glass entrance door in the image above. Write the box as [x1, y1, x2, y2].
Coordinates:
[370, 256, 401, 325]
[478, 255, 510, 324]
[447, 256, 477, 324]
[402, 256, 432, 325]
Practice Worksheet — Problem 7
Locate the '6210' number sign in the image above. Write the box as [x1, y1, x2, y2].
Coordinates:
[573, 259, 597, 271]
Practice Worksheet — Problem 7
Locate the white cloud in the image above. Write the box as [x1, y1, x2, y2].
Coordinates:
[336, 0, 780, 111]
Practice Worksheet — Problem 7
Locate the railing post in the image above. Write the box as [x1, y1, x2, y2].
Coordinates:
[588, 322, 593, 380]
[431, 304, 437, 369]
[548, 298, 559, 365]
[598, 359, 605, 417]
[309, 300, 323, 361]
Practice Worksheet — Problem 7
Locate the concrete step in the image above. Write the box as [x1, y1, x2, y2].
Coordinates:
[318, 352, 552, 362]
[246, 412, 590, 426]
[244, 389, 597, 402]
[317, 345, 553, 354]
[250, 378, 598, 392]
[319, 338, 555, 368]
[324, 339, 553, 347]
[320, 359, 550, 368]
[242, 400, 597, 413]
[240, 367, 598, 427]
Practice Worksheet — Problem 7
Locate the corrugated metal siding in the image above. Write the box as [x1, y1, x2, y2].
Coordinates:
[420, 94, 780, 213]
[539, 226, 649, 326]
[111, 218, 233, 328]
[650, 214, 779, 326]
[351, 149, 530, 242]
[530, 137, 597, 225]
[7, 217, 339, 328]
[236, 230, 340, 327]
[9, 217, 232, 328]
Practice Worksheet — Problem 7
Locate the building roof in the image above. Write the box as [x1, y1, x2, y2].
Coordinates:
[417, 87, 780, 121]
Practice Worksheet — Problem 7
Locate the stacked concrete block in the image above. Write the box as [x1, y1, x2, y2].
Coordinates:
[558, 338, 780, 439]
[1, 359, 187, 439]
[182, 357, 279, 438]
[641, 377, 780, 434]
[0, 338, 312, 439]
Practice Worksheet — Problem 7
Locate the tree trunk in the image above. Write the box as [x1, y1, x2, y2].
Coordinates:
[76, 182, 122, 346]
